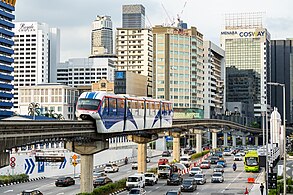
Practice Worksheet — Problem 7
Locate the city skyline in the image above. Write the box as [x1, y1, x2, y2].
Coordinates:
[15, 0, 293, 62]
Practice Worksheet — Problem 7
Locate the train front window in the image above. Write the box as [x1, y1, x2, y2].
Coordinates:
[77, 99, 100, 110]
[245, 157, 258, 166]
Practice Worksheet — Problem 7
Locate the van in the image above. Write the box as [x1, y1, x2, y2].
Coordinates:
[126, 173, 145, 190]
[180, 156, 191, 167]
[158, 164, 172, 178]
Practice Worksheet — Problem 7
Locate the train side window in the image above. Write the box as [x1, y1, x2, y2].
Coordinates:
[127, 100, 132, 112]
[109, 98, 117, 115]
[102, 98, 109, 115]
[150, 102, 155, 115]
[117, 98, 124, 115]
[146, 102, 150, 116]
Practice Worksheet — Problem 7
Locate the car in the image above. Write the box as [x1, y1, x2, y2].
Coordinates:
[189, 167, 203, 176]
[104, 163, 119, 173]
[93, 172, 107, 180]
[21, 190, 43, 195]
[55, 177, 75, 187]
[193, 174, 207, 185]
[211, 172, 224, 183]
[238, 150, 246, 156]
[167, 173, 183, 185]
[213, 164, 224, 173]
[144, 172, 158, 186]
[234, 153, 243, 161]
[217, 160, 226, 167]
[200, 161, 211, 169]
[162, 150, 171, 157]
[215, 151, 223, 157]
[146, 156, 151, 163]
[180, 178, 197, 192]
[166, 189, 182, 195]
[158, 158, 169, 166]
[180, 156, 191, 167]
[210, 156, 220, 164]
[126, 174, 145, 190]
[128, 188, 146, 195]
[223, 149, 232, 156]
[93, 177, 113, 188]
[132, 162, 138, 170]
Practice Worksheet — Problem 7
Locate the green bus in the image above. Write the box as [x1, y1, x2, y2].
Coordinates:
[244, 150, 259, 172]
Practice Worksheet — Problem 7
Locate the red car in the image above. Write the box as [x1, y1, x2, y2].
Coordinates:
[200, 161, 211, 169]
[158, 158, 169, 166]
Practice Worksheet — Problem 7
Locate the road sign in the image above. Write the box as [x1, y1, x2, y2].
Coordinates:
[38, 162, 44, 173]
[10, 162, 15, 168]
[24, 158, 35, 174]
[35, 155, 65, 162]
[72, 161, 78, 167]
[59, 157, 67, 169]
[72, 154, 78, 160]
[10, 157, 16, 162]
[268, 173, 277, 189]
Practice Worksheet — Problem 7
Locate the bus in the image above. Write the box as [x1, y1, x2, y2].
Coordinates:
[244, 150, 259, 172]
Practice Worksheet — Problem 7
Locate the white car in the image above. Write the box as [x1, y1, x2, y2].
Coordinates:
[211, 172, 224, 183]
[104, 163, 119, 173]
[189, 167, 203, 176]
[234, 153, 243, 161]
[238, 151, 246, 156]
[223, 150, 232, 156]
[132, 162, 138, 170]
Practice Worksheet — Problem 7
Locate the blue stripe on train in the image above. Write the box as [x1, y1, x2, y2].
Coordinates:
[87, 92, 96, 99]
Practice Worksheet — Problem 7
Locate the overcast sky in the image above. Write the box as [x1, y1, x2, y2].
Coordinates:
[15, 0, 293, 62]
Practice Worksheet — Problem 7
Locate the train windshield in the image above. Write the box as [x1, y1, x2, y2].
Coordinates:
[245, 157, 258, 166]
[77, 99, 100, 110]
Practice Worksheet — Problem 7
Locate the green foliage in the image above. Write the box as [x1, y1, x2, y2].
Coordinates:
[269, 177, 293, 194]
[250, 121, 261, 128]
[190, 150, 210, 160]
[288, 152, 293, 156]
[0, 174, 29, 185]
[147, 167, 158, 174]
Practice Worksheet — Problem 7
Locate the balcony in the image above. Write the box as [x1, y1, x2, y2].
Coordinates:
[0, 82, 13, 90]
[0, 91, 12, 99]
[0, 101, 13, 108]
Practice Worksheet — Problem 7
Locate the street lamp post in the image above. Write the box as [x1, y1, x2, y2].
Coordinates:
[268, 82, 286, 195]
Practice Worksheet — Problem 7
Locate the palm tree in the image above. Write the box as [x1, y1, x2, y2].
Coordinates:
[28, 102, 41, 118]
[54, 113, 65, 120]
[44, 110, 55, 118]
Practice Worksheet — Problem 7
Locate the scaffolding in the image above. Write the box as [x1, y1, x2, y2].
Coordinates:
[224, 12, 265, 30]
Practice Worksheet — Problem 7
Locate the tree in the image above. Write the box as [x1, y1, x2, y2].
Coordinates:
[28, 102, 41, 117]
[44, 110, 65, 120]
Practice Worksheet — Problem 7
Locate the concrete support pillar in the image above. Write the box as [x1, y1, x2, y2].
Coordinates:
[223, 132, 228, 147]
[172, 133, 181, 162]
[65, 140, 109, 193]
[242, 136, 246, 146]
[212, 132, 217, 149]
[255, 136, 259, 146]
[137, 143, 147, 173]
[232, 135, 237, 147]
[196, 133, 202, 153]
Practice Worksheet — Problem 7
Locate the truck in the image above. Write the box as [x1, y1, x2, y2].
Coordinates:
[157, 164, 172, 179]
[144, 172, 158, 186]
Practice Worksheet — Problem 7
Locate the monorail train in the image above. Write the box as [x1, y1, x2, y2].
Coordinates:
[75, 91, 173, 133]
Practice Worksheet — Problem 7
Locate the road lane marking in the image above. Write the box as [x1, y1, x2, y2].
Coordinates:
[221, 170, 244, 193]
[4, 190, 13, 193]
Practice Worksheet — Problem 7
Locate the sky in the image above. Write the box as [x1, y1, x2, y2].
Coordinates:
[15, 0, 293, 62]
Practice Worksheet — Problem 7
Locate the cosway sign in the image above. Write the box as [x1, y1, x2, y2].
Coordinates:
[221, 30, 265, 38]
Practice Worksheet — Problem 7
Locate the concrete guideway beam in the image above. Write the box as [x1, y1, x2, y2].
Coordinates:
[223, 132, 228, 147]
[169, 132, 181, 162]
[255, 136, 259, 146]
[232, 135, 237, 147]
[65, 141, 109, 193]
[196, 131, 202, 153]
[212, 132, 217, 149]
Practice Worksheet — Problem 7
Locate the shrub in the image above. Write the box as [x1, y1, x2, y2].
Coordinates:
[190, 150, 210, 160]
[147, 167, 158, 174]
[0, 174, 29, 185]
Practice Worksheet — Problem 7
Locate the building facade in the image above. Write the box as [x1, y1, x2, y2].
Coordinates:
[92, 78, 114, 92]
[271, 39, 293, 123]
[122, 4, 145, 29]
[116, 28, 153, 96]
[91, 15, 113, 55]
[18, 84, 78, 120]
[12, 22, 60, 112]
[220, 13, 270, 116]
[203, 41, 225, 118]
[0, 0, 16, 118]
[153, 26, 204, 117]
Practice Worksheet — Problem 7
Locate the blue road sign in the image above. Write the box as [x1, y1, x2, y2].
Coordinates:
[165, 136, 173, 142]
[59, 157, 67, 169]
[24, 158, 35, 174]
[38, 162, 44, 173]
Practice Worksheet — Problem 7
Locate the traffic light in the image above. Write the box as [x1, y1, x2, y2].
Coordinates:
[268, 173, 277, 189]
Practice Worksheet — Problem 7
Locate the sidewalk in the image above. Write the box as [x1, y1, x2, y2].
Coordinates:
[249, 169, 266, 195]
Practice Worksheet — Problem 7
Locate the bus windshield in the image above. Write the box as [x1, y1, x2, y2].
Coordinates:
[77, 99, 100, 110]
[245, 157, 258, 166]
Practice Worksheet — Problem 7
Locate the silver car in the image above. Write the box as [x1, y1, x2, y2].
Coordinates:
[189, 167, 203, 176]
[193, 174, 207, 185]
[128, 188, 146, 195]
[213, 164, 224, 173]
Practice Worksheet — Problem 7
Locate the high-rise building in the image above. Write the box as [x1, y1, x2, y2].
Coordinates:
[91, 15, 113, 55]
[203, 41, 225, 118]
[153, 25, 204, 117]
[116, 28, 153, 96]
[12, 22, 60, 112]
[122, 4, 145, 29]
[220, 13, 270, 116]
[271, 39, 293, 123]
[0, 0, 16, 119]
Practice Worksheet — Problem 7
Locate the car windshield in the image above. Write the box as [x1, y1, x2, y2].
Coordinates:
[129, 189, 140, 194]
[170, 174, 178, 179]
[191, 167, 200, 171]
[246, 157, 258, 166]
[235, 154, 241, 157]
[166, 192, 178, 195]
[181, 158, 188, 161]
[215, 165, 223, 168]
[105, 164, 112, 167]
[183, 179, 193, 185]
[95, 178, 105, 182]
[144, 174, 153, 177]
[201, 163, 208, 165]
[128, 177, 139, 182]
[57, 177, 66, 180]
[218, 160, 225, 163]
[211, 157, 219, 160]
[213, 173, 222, 177]
[77, 99, 100, 110]
[159, 166, 170, 170]
[194, 174, 203, 178]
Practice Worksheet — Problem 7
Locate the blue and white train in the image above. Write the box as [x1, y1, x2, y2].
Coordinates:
[75, 91, 173, 133]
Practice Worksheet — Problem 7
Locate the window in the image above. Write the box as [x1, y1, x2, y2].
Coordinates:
[101, 83, 106, 88]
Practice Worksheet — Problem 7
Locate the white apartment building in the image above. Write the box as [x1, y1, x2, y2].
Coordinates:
[91, 15, 113, 55]
[12, 22, 60, 112]
[56, 57, 116, 87]
[116, 28, 153, 96]
[203, 41, 225, 118]
[18, 83, 78, 120]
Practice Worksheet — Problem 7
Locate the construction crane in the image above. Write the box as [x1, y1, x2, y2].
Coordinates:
[177, 1, 188, 28]
[161, 1, 188, 27]
[161, 3, 175, 26]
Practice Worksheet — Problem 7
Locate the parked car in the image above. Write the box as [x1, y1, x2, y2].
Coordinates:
[200, 161, 211, 169]
[93, 172, 107, 180]
[21, 190, 43, 195]
[166, 189, 181, 195]
[167, 173, 183, 185]
[104, 163, 119, 173]
[128, 188, 146, 195]
[234, 153, 243, 161]
[189, 167, 203, 176]
[158, 158, 169, 166]
[162, 151, 171, 157]
[217, 160, 227, 167]
[211, 172, 224, 183]
[144, 172, 158, 186]
[193, 174, 207, 185]
[55, 177, 75, 187]
[213, 164, 224, 173]
[93, 177, 112, 188]
[180, 178, 197, 192]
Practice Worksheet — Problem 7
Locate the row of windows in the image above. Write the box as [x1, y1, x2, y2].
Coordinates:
[14, 43, 37, 46]
[14, 39, 37, 42]
[15, 35, 37, 37]
[68, 68, 107, 71]
[14, 48, 36, 51]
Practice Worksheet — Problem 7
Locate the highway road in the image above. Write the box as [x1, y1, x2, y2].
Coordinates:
[0, 153, 263, 195]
